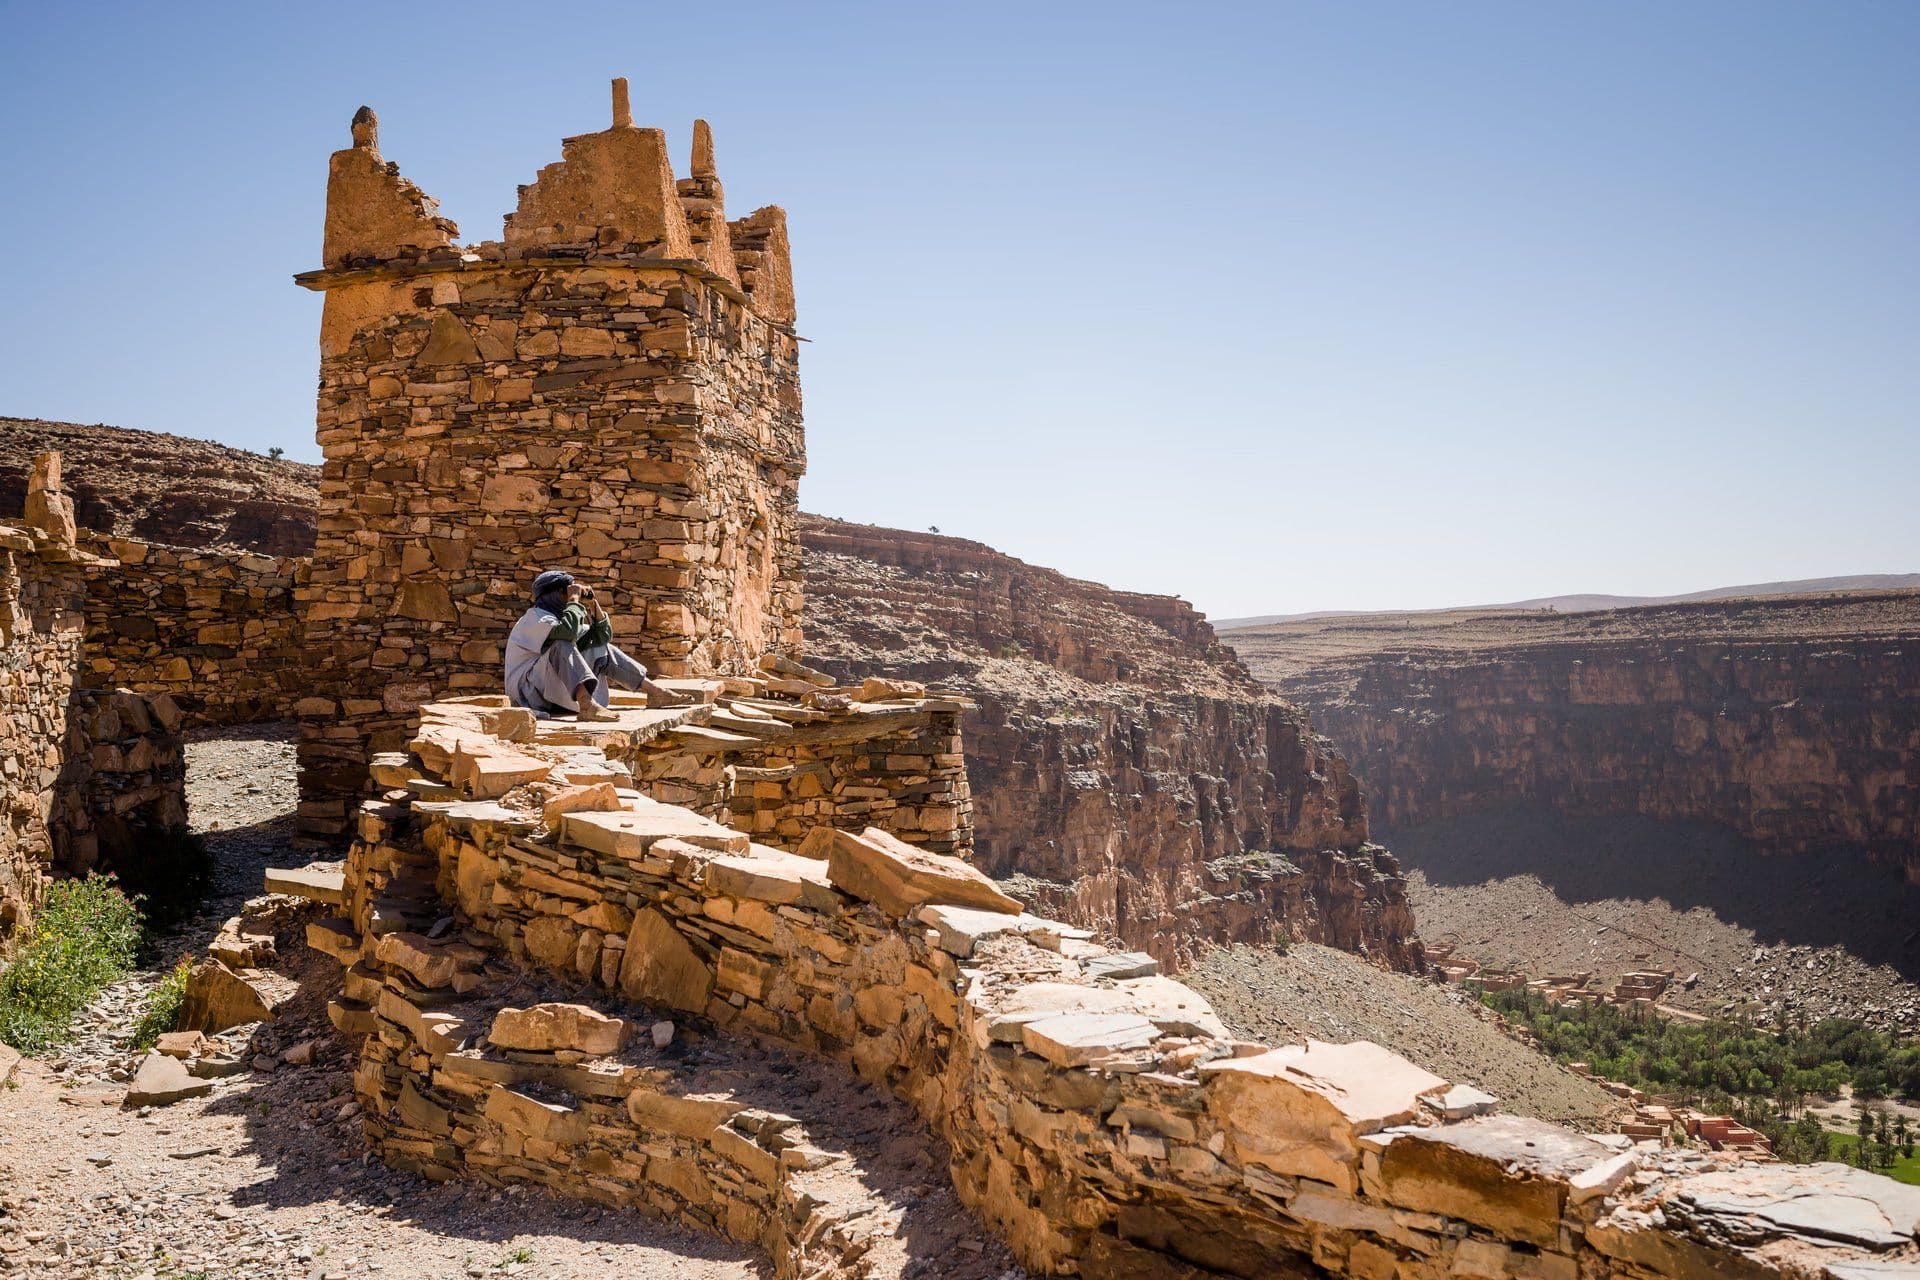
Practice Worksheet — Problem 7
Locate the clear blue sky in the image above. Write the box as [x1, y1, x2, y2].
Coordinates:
[2, 2, 1914, 619]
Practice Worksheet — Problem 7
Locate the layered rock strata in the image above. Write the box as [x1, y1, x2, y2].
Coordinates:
[800, 517, 1418, 969]
[1232, 595, 1920, 882]
[288, 695, 1920, 1279]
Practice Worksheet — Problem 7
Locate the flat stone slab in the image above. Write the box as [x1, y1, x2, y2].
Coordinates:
[1203, 1039, 1449, 1132]
[563, 806, 749, 858]
[915, 904, 1078, 957]
[1374, 1114, 1621, 1247]
[1020, 1011, 1161, 1067]
[708, 846, 836, 905]
[1201, 1039, 1451, 1193]
[540, 782, 623, 828]
[989, 982, 1138, 1041]
[490, 1003, 627, 1056]
[530, 703, 709, 749]
[306, 917, 362, 963]
[264, 864, 346, 906]
[373, 932, 483, 989]
[1080, 951, 1159, 980]
[1114, 975, 1228, 1039]
[1825, 1263, 1920, 1280]
[1666, 1163, 1920, 1251]
[418, 800, 540, 834]
[124, 1051, 214, 1108]
[804, 825, 1021, 918]
[154, 1031, 210, 1060]
[1433, 1083, 1499, 1120]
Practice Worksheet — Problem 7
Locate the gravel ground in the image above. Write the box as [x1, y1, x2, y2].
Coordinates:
[1183, 942, 1624, 1127]
[1390, 809, 1920, 1033]
[0, 725, 768, 1279]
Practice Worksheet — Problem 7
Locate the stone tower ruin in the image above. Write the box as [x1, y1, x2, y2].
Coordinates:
[293, 80, 805, 841]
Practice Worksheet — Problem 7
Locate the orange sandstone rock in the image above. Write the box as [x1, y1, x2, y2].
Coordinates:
[806, 825, 1021, 919]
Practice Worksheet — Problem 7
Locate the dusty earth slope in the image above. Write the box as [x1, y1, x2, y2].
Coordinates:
[0, 418, 318, 556]
[1227, 597, 1920, 1029]
[1390, 808, 1920, 1033]
[1183, 943, 1623, 1127]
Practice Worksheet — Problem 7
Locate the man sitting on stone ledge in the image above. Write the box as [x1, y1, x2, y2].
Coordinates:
[504, 570, 689, 721]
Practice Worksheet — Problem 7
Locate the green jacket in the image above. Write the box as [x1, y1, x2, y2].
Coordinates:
[542, 602, 612, 652]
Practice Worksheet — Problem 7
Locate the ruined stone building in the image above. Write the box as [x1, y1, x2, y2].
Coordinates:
[292, 80, 803, 842]
[0, 455, 186, 939]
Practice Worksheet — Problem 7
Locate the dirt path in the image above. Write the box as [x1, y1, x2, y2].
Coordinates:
[0, 725, 766, 1279]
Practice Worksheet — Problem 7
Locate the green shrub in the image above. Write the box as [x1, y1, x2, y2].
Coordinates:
[0, 876, 141, 1053]
[130, 956, 192, 1050]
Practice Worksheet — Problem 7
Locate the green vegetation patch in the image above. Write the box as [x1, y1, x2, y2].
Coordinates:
[131, 956, 193, 1050]
[1830, 1131, 1920, 1185]
[1482, 987, 1920, 1163]
[0, 876, 142, 1053]
[1485, 989, 1920, 1102]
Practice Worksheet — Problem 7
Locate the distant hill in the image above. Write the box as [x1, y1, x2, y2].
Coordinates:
[0, 417, 319, 556]
[1216, 573, 1920, 630]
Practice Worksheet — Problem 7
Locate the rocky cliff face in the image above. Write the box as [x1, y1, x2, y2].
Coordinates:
[800, 516, 1422, 969]
[1230, 594, 1920, 884]
[0, 419, 318, 556]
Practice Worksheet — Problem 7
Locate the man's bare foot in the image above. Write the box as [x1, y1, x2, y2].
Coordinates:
[576, 694, 618, 722]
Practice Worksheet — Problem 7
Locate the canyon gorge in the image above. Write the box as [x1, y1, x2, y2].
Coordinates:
[1228, 598, 1920, 884]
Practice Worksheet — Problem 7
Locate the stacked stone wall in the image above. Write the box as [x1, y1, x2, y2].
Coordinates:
[0, 523, 87, 937]
[305, 698, 1920, 1280]
[50, 687, 189, 879]
[0, 460, 191, 941]
[77, 534, 308, 726]
[623, 703, 971, 858]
